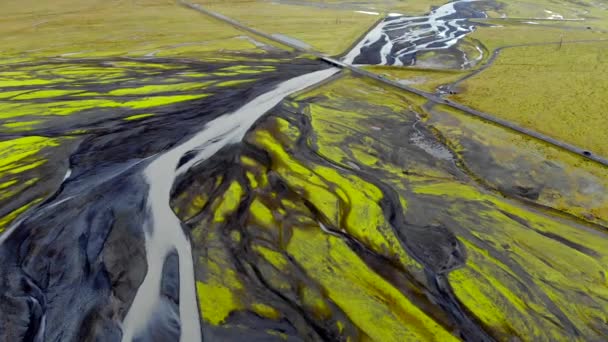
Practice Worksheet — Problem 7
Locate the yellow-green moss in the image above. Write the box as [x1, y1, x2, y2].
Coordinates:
[123, 113, 154, 121]
[287, 227, 457, 341]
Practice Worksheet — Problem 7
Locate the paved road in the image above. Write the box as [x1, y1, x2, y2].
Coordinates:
[180, 0, 608, 167]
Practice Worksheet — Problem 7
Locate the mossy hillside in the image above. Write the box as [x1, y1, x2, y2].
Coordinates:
[179, 116, 457, 340]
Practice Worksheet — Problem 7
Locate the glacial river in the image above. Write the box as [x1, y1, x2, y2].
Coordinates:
[343, 0, 485, 66]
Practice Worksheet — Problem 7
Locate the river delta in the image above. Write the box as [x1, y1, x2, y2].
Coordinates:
[0, 0, 607, 341]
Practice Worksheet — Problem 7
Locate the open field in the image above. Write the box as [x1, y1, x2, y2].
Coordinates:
[451, 41, 608, 157]
[0, 0, 288, 62]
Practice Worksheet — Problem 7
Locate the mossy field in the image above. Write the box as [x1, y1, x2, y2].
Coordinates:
[468, 19, 606, 51]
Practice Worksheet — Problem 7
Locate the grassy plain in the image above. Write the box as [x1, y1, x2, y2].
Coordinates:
[199, 1, 380, 55]
[452, 41, 608, 156]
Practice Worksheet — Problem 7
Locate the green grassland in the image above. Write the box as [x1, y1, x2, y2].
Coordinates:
[451, 41, 608, 157]
[263, 75, 608, 340]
